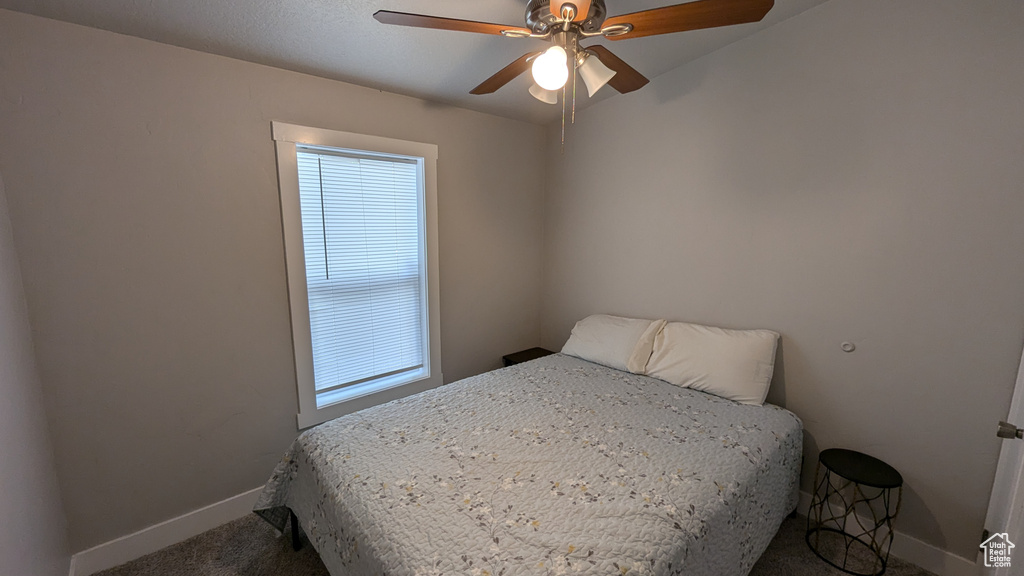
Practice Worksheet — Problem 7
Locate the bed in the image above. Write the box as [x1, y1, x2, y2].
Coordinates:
[254, 353, 802, 576]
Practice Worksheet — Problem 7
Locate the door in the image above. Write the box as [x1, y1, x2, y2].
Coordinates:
[982, 343, 1024, 575]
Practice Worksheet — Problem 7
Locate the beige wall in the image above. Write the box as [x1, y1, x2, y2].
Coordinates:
[0, 9, 545, 552]
[0, 171, 70, 575]
[541, 0, 1024, 560]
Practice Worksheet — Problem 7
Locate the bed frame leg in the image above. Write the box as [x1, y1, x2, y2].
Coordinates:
[290, 509, 302, 551]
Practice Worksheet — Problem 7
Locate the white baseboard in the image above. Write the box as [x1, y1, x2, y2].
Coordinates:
[68, 485, 265, 576]
[797, 491, 979, 576]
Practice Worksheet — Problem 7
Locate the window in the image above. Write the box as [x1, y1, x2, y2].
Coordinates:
[273, 122, 441, 429]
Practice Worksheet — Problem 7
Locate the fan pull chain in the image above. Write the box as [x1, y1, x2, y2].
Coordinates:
[560, 82, 566, 154]
[571, 34, 578, 125]
[559, 30, 568, 153]
[571, 75, 577, 126]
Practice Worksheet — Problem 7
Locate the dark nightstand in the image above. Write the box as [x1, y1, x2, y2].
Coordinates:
[502, 347, 555, 367]
[806, 448, 903, 576]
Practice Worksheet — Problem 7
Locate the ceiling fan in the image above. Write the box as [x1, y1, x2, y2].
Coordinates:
[373, 0, 775, 103]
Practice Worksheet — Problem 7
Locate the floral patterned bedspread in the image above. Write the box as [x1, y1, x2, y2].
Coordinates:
[254, 354, 802, 576]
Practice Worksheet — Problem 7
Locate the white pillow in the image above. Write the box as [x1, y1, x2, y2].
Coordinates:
[645, 321, 779, 405]
[561, 315, 667, 374]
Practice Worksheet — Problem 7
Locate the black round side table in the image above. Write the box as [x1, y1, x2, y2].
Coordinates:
[806, 448, 903, 576]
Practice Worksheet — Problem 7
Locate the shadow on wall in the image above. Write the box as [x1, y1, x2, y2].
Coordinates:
[765, 338, 787, 408]
[650, 58, 709, 106]
[898, 484, 946, 552]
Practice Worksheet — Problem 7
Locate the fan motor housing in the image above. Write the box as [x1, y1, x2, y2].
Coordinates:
[525, 0, 607, 35]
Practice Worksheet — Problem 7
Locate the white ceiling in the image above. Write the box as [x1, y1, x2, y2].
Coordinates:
[0, 0, 830, 124]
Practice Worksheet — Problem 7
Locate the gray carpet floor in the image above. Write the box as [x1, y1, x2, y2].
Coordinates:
[95, 514, 937, 576]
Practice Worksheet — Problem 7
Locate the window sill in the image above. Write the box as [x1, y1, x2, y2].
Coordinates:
[296, 370, 443, 430]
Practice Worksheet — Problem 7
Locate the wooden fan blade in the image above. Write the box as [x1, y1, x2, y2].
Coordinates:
[471, 52, 542, 95]
[603, 0, 774, 40]
[373, 10, 531, 36]
[585, 45, 649, 93]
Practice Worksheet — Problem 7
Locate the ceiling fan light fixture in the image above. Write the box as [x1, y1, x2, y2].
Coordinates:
[577, 52, 616, 97]
[531, 45, 569, 90]
[529, 82, 559, 104]
[549, 0, 593, 23]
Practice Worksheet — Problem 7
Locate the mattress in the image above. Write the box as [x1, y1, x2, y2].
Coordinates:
[255, 354, 802, 576]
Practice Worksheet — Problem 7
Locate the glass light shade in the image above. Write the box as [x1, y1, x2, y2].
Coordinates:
[529, 83, 558, 104]
[531, 46, 569, 91]
[578, 54, 616, 97]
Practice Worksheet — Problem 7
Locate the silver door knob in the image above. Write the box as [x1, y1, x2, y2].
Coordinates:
[997, 421, 1024, 439]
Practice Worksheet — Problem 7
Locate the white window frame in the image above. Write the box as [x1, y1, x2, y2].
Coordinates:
[272, 121, 442, 429]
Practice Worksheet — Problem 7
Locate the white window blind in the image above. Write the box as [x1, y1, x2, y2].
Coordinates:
[295, 146, 427, 403]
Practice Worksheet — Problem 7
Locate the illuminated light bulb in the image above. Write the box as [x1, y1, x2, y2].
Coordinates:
[531, 46, 569, 91]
